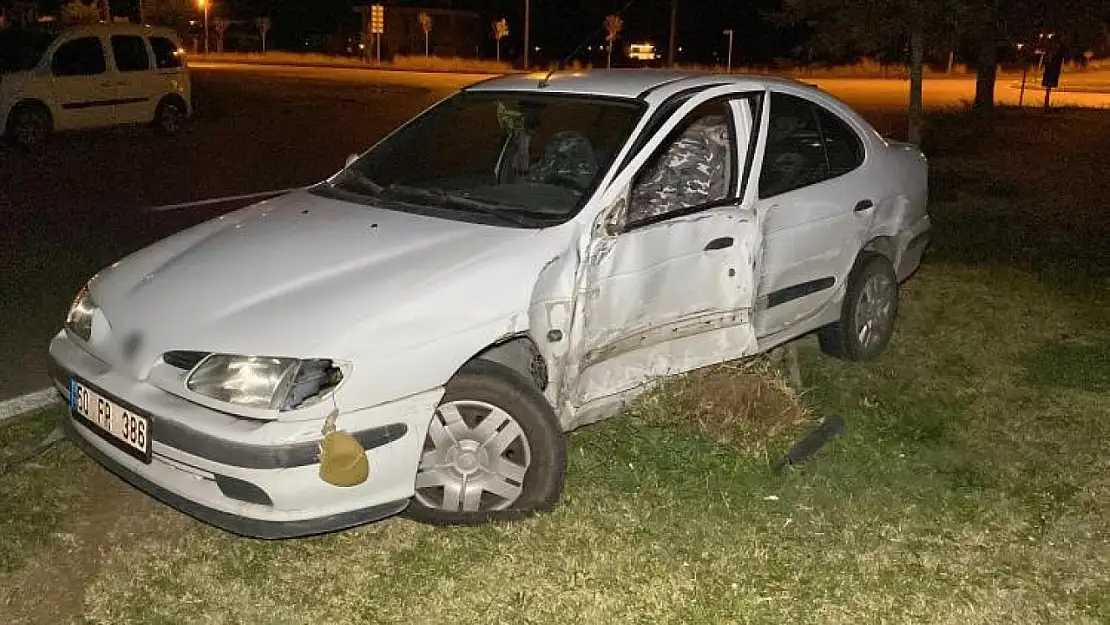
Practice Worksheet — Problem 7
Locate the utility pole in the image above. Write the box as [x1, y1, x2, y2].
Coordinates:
[667, 0, 677, 67]
[524, 0, 531, 69]
[723, 28, 734, 73]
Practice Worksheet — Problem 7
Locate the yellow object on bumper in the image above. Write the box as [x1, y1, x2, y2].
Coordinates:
[318, 408, 370, 487]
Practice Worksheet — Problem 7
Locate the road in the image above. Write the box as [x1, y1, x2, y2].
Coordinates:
[1, 63, 1108, 401]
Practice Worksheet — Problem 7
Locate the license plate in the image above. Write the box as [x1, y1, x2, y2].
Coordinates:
[70, 378, 152, 463]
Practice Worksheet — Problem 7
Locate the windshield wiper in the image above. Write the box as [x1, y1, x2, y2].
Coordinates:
[383, 185, 543, 227]
[331, 171, 385, 197]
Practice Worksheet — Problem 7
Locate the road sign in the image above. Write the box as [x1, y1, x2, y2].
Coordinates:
[370, 4, 385, 35]
[1041, 48, 1065, 89]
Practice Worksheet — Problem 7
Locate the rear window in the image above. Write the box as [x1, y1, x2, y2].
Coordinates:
[150, 37, 182, 69]
[111, 35, 150, 72]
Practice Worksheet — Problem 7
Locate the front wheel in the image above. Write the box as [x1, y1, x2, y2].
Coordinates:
[153, 97, 187, 136]
[818, 253, 900, 361]
[404, 359, 567, 526]
[8, 104, 52, 149]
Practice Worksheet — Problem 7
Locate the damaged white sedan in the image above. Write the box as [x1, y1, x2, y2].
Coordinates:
[48, 70, 930, 538]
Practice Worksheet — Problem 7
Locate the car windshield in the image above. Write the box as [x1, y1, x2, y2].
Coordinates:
[0, 28, 58, 73]
[321, 91, 645, 227]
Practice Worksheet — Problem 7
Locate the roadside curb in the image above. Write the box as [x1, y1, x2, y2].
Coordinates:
[0, 388, 62, 424]
[191, 56, 516, 77]
[1008, 81, 1110, 95]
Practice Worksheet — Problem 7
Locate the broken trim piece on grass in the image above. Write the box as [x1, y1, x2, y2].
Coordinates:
[771, 415, 845, 475]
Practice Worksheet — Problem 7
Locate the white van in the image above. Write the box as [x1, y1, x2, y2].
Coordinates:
[0, 22, 192, 148]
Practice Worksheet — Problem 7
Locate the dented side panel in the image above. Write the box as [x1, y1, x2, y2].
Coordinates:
[563, 206, 761, 424]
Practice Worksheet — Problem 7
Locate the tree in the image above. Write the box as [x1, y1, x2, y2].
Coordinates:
[492, 17, 509, 62]
[775, 0, 975, 144]
[605, 14, 623, 69]
[256, 16, 271, 54]
[778, 0, 1110, 119]
[140, 0, 193, 33]
[418, 11, 432, 57]
[61, 0, 101, 25]
[212, 16, 229, 53]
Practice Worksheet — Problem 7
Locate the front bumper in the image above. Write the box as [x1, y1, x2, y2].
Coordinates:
[49, 330, 445, 539]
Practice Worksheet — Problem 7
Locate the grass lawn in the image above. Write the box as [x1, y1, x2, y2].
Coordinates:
[2, 107, 1109, 624]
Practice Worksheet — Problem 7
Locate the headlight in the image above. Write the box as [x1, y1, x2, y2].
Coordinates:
[186, 354, 342, 411]
[66, 284, 97, 342]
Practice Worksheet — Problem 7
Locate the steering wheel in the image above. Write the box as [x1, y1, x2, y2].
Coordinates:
[541, 172, 589, 192]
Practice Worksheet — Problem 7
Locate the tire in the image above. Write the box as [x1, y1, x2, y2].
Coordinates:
[404, 358, 567, 526]
[153, 97, 187, 136]
[818, 253, 900, 361]
[7, 103, 52, 150]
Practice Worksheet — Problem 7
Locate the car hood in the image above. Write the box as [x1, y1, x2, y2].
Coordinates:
[90, 190, 546, 367]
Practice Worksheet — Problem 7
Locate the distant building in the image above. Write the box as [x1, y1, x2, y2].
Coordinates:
[353, 5, 482, 59]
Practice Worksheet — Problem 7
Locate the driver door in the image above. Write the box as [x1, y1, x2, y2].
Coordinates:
[567, 88, 766, 411]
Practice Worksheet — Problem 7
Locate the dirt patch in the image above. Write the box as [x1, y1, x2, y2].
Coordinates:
[632, 354, 812, 458]
[0, 457, 190, 625]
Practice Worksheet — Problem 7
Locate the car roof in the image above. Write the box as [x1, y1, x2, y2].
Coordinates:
[57, 22, 181, 40]
[463, 69, 812, 101]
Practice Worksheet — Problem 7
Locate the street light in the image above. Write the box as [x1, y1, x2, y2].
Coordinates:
[197, 0, 209, 54]
[524, 0, 531, 69]
[723, 29, 734, 73]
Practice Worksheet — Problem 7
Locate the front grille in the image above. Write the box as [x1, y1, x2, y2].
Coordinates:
[162, 350, 209, 371]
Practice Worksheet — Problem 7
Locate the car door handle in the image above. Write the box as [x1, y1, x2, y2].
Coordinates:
[704, 237, 734, 251]
[854, 199, 875, 212]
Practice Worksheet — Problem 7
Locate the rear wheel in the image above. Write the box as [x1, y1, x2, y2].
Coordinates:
[818, 253, 900, 361]
[404, 359, 567, 526]
[153, 97, 186, 136]
[7, 103, 52, 149]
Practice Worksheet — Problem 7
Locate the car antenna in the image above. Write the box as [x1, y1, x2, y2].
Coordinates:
[538, 0, 642, 89]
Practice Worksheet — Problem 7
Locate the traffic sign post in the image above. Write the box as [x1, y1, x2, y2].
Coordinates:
[370, 4, 385, 64]
[1041, 47, 1065, 111]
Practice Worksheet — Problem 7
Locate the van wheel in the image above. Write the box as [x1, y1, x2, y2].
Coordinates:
[154, 97, 186, 136]
[818, 253, 900, 361]
[404, 359, 567, 526]
[7, 103, 52, 149]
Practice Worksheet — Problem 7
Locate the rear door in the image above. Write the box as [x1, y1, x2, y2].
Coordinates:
[108, 33, 158, 124]
[49, 35, 115, 129]
[567, 87, 765, 411]
[752, 90, 873, 340]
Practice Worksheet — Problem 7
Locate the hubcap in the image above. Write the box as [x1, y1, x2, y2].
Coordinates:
[414, 400, 531, 513]
[161, 105, 182, 132]
[854, 272, 896, 351]
[16, 112, 46, 146]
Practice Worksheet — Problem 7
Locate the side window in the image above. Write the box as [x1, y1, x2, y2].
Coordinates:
[150, 37, 182, 69]
[51, 37, 107, 77]
[111, 35, 150, 72]
[815, 106, 865, 177]
[627, 100, 736, 226]
[758, 93, 828, 198]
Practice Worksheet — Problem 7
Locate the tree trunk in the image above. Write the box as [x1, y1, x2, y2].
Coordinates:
[667, 0, 677, 68]
[608, 43, 613, 69]
[973, 10, 999, 112]
[908, 28, 924, 145]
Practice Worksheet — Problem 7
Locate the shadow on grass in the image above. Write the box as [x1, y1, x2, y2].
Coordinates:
[1022, 339, 1110, 392]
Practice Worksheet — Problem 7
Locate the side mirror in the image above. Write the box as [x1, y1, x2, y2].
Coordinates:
[345, 153, 359, 168]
